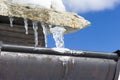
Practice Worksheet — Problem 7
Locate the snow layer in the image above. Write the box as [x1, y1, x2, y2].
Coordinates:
[9, 0, 66, 11]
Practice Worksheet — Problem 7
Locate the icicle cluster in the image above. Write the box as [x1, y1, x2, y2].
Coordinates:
[9, 17, 40, 47]
[9, 17, 67, 48]
[7, 0, 68, 48]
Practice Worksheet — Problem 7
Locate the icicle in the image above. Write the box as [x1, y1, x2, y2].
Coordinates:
[50, 26, 66, 48]
[9, 16, 14, 27]
[32, 21, 38, 47]
[24, 18, 29, 34]
[41, 22, 48, 47]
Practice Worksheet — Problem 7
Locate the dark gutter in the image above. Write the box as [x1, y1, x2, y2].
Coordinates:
[0, 43, 119, 60]
[115, 50, 120, 57]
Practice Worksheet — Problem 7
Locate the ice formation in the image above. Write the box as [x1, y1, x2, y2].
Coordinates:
[7, 0, 67, 47]
[24, 18, 28, 34]
[8, 16, 67, 48]
[59, 56, 70, 66]
[32, 21, 38, 47]
[52, 48, 70, 53]
[50, 26, 66, 48]
[10, 0, 66, 11]
[9, 16, 14, 27]
[59, 56, 69, 64]
[41, 22, 48, 47]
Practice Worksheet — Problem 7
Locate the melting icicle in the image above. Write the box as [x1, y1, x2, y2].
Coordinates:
[50, 26, 66, 48]
[32, 21, 38, 47]
[24, 18, 29, 34]
[59, 56, 69, 79]
[9, 17, 14, 27]
[41, 22, 48, 47]
[59, 56, 70, 66]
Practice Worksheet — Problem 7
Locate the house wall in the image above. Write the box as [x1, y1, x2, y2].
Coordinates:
[0, 16, 45, 47]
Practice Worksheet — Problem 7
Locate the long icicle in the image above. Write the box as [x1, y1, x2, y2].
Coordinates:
[41, 22, 48, 47]
[9, 16, 14, 27]
[50, 26, 66, 48]
[24, 18, 29, 34]
[32, 21, 38, 47]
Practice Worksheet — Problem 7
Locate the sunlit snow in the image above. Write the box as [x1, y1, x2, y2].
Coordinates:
[10, 0, 66, 11]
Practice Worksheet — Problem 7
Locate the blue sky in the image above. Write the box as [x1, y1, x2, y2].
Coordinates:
[48, 0, 120, 52]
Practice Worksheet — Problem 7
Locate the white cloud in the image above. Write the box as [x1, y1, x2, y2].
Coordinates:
[62, 0, 120, 13]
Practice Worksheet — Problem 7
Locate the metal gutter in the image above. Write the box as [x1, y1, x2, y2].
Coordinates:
[0, 41, 119, 80]
[0, 42, 119, 60]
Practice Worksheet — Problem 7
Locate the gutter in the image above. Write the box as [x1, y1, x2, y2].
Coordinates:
[0, 41, 120, 80]
[0, 42, 119, 60]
